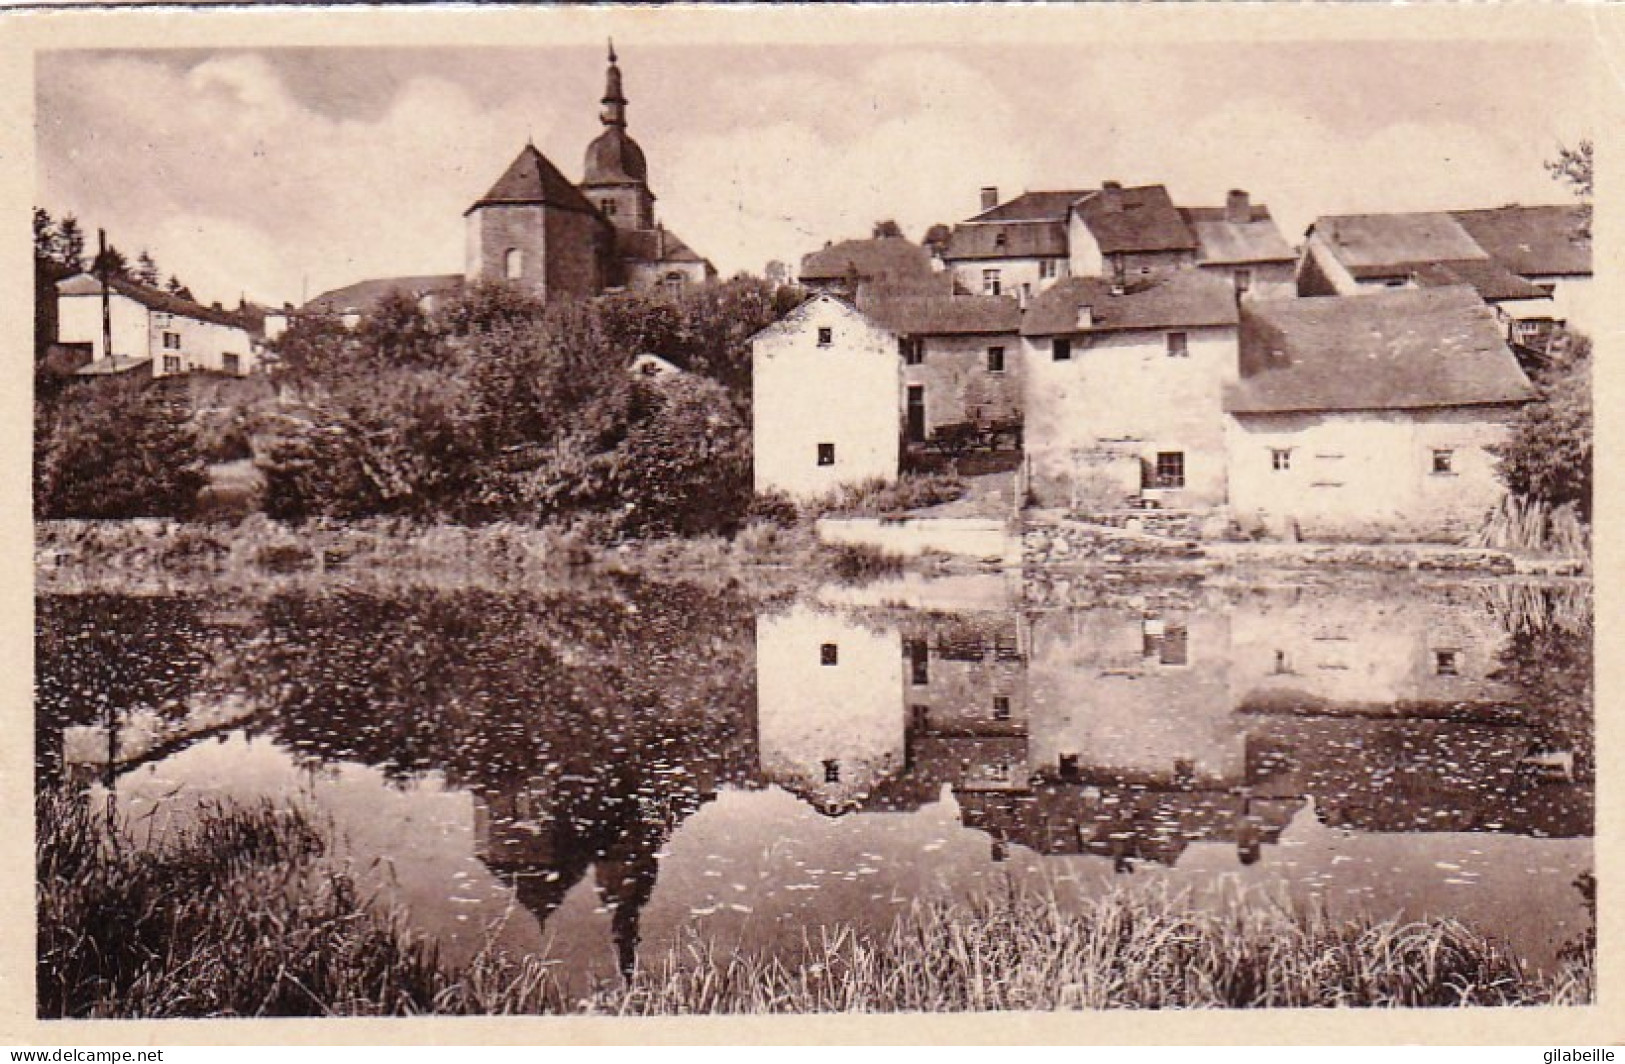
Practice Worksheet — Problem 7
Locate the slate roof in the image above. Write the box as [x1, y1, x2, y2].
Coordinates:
[617, 226, 710, 265]
[965, 190, 1091, 224]
[942, 221, 1069, 261]
[1311, 212, 1487, 274]
[466, 143, 600, 216]
[858, 293, 1021, 336]
[57, 273, 251, 330]
[1021, 270, 1239, 337]
[1181, 206, 1295, 265]
[1410, 259, 1551, 302]
[1451, 205, 1592, 277]
[800, 237, 937, 285]
[1226, 286, 1536, 415]
[1074, 185, 1198, 254]
[301, 274, 464, 315]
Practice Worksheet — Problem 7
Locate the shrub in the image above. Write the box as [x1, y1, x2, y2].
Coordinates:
[827, 541, 906, 583]
[36, 379, 208, 520]
[816, 473, 966, 517]
[745, 490, 800, 528]
[1496, 333, 1591, 521]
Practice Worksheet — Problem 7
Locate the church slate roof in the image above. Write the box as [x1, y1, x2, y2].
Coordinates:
[616, 227, 710, 266]
[1227, 286, 1536, 415]
[583, 126, 649, 186]
[467, 144, 601, 215]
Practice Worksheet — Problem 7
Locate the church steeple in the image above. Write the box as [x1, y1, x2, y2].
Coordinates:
[601, 40, 627, 129]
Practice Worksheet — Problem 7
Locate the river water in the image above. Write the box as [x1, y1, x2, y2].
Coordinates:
[35, 572, 1593, 996]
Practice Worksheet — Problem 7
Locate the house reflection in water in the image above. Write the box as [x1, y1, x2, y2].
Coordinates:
[755, 585, 1590, 872]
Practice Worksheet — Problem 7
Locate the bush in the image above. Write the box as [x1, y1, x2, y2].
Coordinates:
[1496, 333, 1591, 521]
[745, 490, 800, 528]
[36, 379, 208, 519]
[816, 473, 966, 517]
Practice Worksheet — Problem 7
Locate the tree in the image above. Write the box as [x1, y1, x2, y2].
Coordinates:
[56, 215, 85, 272]
[1495, 332, 1591, 521]
[135, 250, 162, 288]
[92, 242, 129, 280]
[922, 223, 952, 255]
[34, 207, 59, 262]
[872, 219, 904, 239]
[36, 378, 208, 518]
[1547, 139, 1593, 236]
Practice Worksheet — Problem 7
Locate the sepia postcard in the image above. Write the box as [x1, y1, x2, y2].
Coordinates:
[1, 1, 1620, 1047]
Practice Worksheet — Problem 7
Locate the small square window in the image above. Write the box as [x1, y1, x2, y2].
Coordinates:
[162, 355, 181, 375]
[987, 346, 1006, 374]
[1434, 649, 1459, 676]
[1148, 451, 1185, 489]
[1432, 449, 1455, 475]
[1040, 259, 1058, 280]
[982, 269, 1002, 296]
[1271, 448, 1292, 471]
[817, 443, 835, 466]
[223, 353, 241, 376]
[817, 327, 833, 347]
[1052, 337, 1072, 362]
[1166, 331, 1189, 358]
[992, 695, 1011, 721]
[823, 759, 841, 783]
[990, 761, 1011, 783]
[994, 231, 1008, 249]
[163, 332, 181, 350]
[1234, 268, 1253, 293]
[820, 643, 839, 666]
[901, 338, 924, 365]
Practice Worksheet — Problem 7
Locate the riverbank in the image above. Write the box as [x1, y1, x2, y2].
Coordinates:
[38, 791, 1593, 1017]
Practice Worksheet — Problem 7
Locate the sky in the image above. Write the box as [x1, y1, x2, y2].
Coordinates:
[36, 36, 1595, 308]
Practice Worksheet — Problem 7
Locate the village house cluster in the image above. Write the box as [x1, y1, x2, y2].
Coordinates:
[756, 181, 1590, 539]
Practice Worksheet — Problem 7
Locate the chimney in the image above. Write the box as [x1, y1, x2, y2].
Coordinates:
[980, 186, 999, 212]
[211, 301, 223, 311]
[1227, 189, 1251, 224]
[1100, 181, 1123, 213]
[1076, 303, 1093, 329]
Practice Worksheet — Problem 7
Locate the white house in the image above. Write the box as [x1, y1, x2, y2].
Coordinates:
[1226, 286, 1537, 539]
[57, 273, 255, 378]
[750, 293, 902, 500]
[1019, 270, 1242, 509]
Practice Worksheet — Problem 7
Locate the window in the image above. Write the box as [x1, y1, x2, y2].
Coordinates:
[1147, 451, 1185, 489]
[602, 199, 618, 217]
[982, 269, 1002, 296]
[162, 355, 181, 375]
[223, 353, 241, 376]
[817, 442, 835, 467]
[1234, 268, 1253, 294]
[1142, 618, 1189, 665]
[1052, 337, 1072, 362]
[820, 643, 839, 666]
[1432, 449, 1455, 475]
[1040, 259, 1058, 280]
[906, 638, 929, 686]
[817, 326, 833, 347]
[1166, 331, 1189, 358]
[994, 231, 1008, 250]
[162, 332, 181, 350]
[901, 337, 924, 365]
[987, 346, 1006, 374]
[990, 761, 1011, 783]
[153, 313, 172, 327]
[663, 272, 685, 297]
[1434, 649, 1460, 676]
[1271, 448, 1292, 471]
[992, 695, 1011, 721]
[504, 248, 523, 280]
[823, 759, 841, 783]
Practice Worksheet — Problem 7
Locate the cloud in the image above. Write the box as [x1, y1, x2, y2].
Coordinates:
[38, 53, 553, 305]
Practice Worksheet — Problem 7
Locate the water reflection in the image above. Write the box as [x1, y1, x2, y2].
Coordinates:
[36, 575, 1593, 987]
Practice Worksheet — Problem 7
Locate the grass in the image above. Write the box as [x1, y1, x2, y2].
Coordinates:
[38, 791, 1591, 1017]
[1469, 495, 1590, 561]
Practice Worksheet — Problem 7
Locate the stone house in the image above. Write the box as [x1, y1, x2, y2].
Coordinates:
[57, 272, 255, 378]
[859, 292, 1023, 444]
[1019, 270, 1242, 509]
[1296, 206, 1592, 351]
[1225, 285, 1536, 539]
[941, 183, 1292, 305]
[750, 293, 902, 500]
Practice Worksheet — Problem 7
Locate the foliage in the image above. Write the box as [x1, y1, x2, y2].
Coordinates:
[872, 218, 904, 239]
[35, 379, 208, 519]
[1547, 139, 1593, 235]
[813, 473, 967, 517]
[1494, 333, 1591, 521]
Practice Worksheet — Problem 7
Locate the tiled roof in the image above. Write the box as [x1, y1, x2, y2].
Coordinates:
[618, 226, 710, 265]
[467, 143, 600, 215]
[57, 273, 251, 330]
[1074, 185, 1198, 254]
[799, 237, 936, 284]
[301, 274, 464, 315]
[1181, 206, 1295, 265]
[1451, 205, 1592, 277]
[75, 355, 153, 377]
[858, 293, 1021, 336]
[966, 190, 1091, 224]
[942, 220, 1068, 262]
[1021, 270, 1239, 337]
[1410, 259, 1551, 302]
[1311, 212, 1486, 272]
[1226, 286, 1536, 415]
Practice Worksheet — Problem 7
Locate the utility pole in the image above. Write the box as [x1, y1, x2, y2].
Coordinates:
[97, 228, 112, 365]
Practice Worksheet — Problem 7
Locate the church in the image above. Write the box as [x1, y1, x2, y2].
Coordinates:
[466, 43, 716, 299]
[275, 44, 714, 336]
